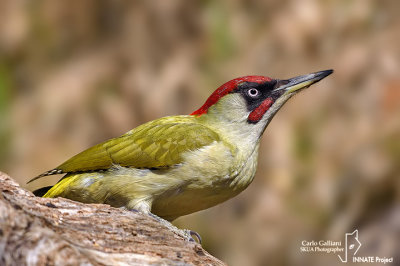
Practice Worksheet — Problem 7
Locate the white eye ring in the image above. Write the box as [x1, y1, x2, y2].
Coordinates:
[247, 88, 259, 97]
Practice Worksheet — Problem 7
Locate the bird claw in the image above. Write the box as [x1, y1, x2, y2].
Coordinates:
[189, 230, 202, 244]
[146, 213, 202, 244]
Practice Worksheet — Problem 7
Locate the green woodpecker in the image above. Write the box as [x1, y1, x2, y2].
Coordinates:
[30, 70, 333, 222]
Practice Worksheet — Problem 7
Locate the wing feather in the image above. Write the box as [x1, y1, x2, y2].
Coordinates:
[28, 117, 221, 183]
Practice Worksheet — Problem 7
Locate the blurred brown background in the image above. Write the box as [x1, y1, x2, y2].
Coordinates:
[1, 1, 399, 265]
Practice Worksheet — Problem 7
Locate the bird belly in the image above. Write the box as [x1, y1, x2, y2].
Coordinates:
[151, 179, 246, 221]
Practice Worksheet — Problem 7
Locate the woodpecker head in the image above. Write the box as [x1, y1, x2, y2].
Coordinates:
[191, 70, 333, 141]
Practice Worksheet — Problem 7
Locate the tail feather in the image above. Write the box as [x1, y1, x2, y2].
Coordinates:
[27, 169, 64, 184]
[33, 186, 53, 197]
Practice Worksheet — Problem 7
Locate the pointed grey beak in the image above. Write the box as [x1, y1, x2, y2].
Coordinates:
[274, 69, 333, 94]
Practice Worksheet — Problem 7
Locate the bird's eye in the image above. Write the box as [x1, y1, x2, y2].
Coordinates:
[247, 88, 259, 98]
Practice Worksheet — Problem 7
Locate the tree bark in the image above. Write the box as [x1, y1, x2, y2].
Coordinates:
[0, 172, 225, 266]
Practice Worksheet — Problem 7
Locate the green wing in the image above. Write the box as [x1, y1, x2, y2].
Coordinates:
[29, 116, 221, 183]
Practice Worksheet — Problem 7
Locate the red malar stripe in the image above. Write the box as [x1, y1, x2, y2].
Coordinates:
[248, 97, 274, 123]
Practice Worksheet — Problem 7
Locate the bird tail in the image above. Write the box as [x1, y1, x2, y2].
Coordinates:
[33, 186, 54, 197]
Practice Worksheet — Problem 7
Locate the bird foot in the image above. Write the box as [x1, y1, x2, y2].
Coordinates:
[148, 213, 202, 244]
